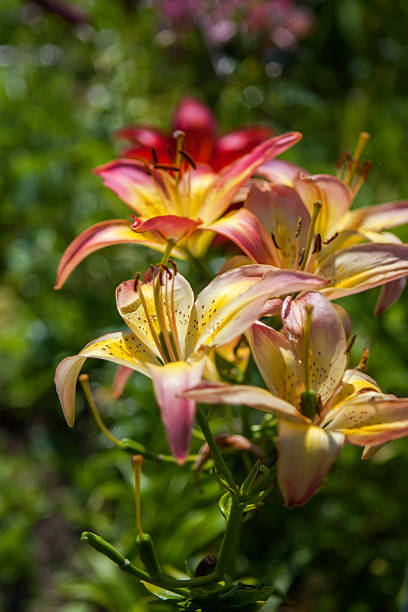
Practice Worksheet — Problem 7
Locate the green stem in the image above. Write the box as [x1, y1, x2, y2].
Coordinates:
[196, 407, 237, 491]
[121, 438, 197, 464]
[248, 460, 277, 498]
[160, 239, 175, 266]
[215, 496, 242, 578]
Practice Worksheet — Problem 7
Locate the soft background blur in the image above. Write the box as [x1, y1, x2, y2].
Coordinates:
[2, 0, 408, 610]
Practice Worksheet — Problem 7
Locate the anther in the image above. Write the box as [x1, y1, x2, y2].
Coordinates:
[345, 334, 356, 354]
[271, 232, 281, 250]
[179, 149, 197, 169]
[335, 150, 352, 171]
[295, 216, 302, 237]
[154, 163, 180, 172]
[133, 273, 140, 292]
[356, 348, 369, 371]
[323, 232, 338, 245]
[312, 233, 322, 254]
[160, 263, 172, 278]
[151, 147, 158, 164]
[173, 130, 186, 140]
[169, 260, 178, 275]
[298, 248, 305, 267]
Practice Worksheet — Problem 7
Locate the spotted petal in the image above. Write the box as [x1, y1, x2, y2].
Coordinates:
[186, 265, 328, 355]
[277, 419, 344, 507]
[55, 332, 159, 427]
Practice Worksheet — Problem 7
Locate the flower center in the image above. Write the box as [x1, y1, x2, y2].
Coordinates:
[134, 262, 182, 363]
[299, 304, 320, 419]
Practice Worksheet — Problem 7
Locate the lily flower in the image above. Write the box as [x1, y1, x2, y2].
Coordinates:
[210, 134, 408, 312]
[55, 265, 325, 463]
[117, 97, 273, 171]
[184, 291, 408, 505]
[55, 129, 301, 289]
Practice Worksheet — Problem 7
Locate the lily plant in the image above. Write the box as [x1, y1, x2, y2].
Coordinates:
[184, 291, 408, 506]
[211, 134, 408, 313]
[55, 264, 325, 463]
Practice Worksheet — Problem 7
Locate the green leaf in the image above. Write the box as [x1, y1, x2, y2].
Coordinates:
[218, 492, 232, 519]
[140, 581, 185, 601]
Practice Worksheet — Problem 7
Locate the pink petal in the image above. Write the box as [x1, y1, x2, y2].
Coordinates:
[132, 214, 201, 241]
[374, 277, 407, 316]
[116, 127, 172, 163]
[319, 242, 408, 300]
[211, 127, 273, 171]
[55, 219, 180, 290]
[206, 207, 280, 266]
[200, 131, 303, 223]
[257, 159, 305, 185]
[182, 381, 305, 422]
[94, 159, 168, 216]
[277, 419, 344, 507]
[346, 199, 408, 233]
[282, 292, 348, 402]
[112, 365, 133, 399]
[148, 358, 207, 463]
[173, 97, 216, 163]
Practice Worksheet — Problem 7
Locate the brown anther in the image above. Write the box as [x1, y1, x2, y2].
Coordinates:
[345, 334, 357, 354]
[166, 143, 175, 163]
[131, 454, 143, 467]
[160, 263, 172, 278]
[179, 149, 197, 169]
[158, 266, 165, 286]
[312, 233, 322, 254]
[298, 248, 305, 267]
[154, 163, 180, 172]
[271, 232, 281, 250]
[169, 260, 178, 275]
[295, 216, 302, 237]
[335, 151, 352, 170]
[362, 160, 373, 179]
[356, 347, 369, 371]
[151, 147, 158, 164]
[323, 232, 338, 245]
[133, 273, 140, 292]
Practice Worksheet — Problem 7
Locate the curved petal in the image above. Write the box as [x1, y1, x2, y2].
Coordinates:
[257, 159, 305, 186]
[173, 97, 216, 164]
[211, 127, 273, 171]
[148, 358, 207, 463]
[277, 419, 344, 507]
[346, 199, 408, 232]
[206, 207, 280, 266]
[116, 273, 195, 359]
[186, 266, 328, 354]
[319, 243, 408, 300]
[294, 173, 352, 238]
[55, 332, 159, 427]
[112, 365, 133, 399]
[116, 126, 172, 163]
[94, 159, 171, 216]
[321, 369, 381, 422]
[55, 220, 183, 290]
[246, 321, 302, 404]
[374, 277, 407, 316]
[245, 183, 311, 267]
[200, 132, 303, 224]
[282, 292, 348, 402]
[182, 382, 305, 422]
[132, 214, 201, 241]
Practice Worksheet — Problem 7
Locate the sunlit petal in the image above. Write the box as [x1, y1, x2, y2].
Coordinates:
[346, 199, 408, 232]
[277, 419, 344, 507]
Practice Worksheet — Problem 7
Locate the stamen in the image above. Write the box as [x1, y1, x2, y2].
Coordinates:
[300, 304, 319, 420]
[133, 273, 140, 292]
[151, 147, 158, 165]
[323, 232, 338, 245]
[345, 334, 357, 354]
[298, 248, 305, 267]
[179, 149, 197, 169]
[356, 347, 369, 371]
[169, 259, 178, 275]
[166, 143, 175, 163]
[164, 268, 182, 359]
[154, 267, 177, 361]
[136, 280, 168, 363]
[295, 216, 302, 238]
[271, 232, 281, 250]
[312, 233, 322, 254]
[154, 163, 180, 172]
[300, 201, 322, 271]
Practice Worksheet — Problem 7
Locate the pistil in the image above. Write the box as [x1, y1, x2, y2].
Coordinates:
[300, 304, 319, 419]
[300, 201, 322, 271]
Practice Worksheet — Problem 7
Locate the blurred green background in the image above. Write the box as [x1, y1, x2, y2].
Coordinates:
[2, 0, 408, 610]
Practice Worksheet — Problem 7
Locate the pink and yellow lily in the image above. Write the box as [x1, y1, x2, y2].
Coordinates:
[184, 291, 408, 505]
[211, 138, 408, 312]
[55, 130, 301, 289]
[55, 265, 326, 463]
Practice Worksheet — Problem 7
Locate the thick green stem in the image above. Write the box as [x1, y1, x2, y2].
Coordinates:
[215, 496, 242, 578]
[196, 407, 237, 491]
[160, 239, 175, 266]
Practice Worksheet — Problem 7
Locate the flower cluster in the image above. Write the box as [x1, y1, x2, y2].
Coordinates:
[56, 99, 408, 504]
[55, 97, 408, 604]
